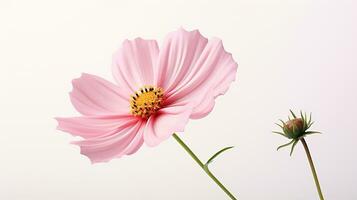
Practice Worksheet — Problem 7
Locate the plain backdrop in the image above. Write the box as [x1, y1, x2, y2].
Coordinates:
[1, 0, 356, 199]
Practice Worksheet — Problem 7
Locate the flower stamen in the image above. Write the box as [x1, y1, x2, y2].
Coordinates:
[130, 86, 164, 118]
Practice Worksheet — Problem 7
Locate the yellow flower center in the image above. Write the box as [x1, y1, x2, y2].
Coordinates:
[130, 86, 164, 118]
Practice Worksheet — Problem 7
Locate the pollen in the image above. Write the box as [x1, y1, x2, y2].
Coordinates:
[130, 86, 164, 118]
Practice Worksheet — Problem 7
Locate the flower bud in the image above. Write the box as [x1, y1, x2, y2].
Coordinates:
[273, 110, 321, 155]
[284, 118, 304, 139]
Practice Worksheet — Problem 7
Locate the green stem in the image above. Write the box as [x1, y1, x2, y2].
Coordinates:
[300, 138, 324, 200]
[172, 133, 238, 200]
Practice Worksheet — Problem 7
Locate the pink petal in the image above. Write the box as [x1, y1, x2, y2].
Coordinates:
[144, 103, 192, 146]
[55, 115, 137, 139]
[112, 38, 159, 94]
[73, 119, 145, 163]
[158, 28, 238, 119]
[156, 28, 208, 91]
[70, 73, 130, 116]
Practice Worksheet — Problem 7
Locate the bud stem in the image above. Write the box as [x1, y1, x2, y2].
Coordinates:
[300, 138, 325, 200]
[172, 133, 238, 200]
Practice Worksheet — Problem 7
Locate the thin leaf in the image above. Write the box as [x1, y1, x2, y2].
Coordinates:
[305, 131, 321, 135]
[273, 131, 288, 138]
[308, 113, 312, 126]
[279, 119, 287, 127]
[308, 121, 314, 129]
[205, 146, 234, 166]
[290, 140, 299, 156]
[303, 112, 308, 130]
[290, 109, 297, 118]
[300, 111, 305, 122]
[275, 123, 283, 129]
[277, 140, 295, 151]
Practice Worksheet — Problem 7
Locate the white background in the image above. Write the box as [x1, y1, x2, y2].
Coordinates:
[1, 0, 356, 199]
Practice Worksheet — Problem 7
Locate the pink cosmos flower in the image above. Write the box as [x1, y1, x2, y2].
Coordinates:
[56, 28, 238, 163]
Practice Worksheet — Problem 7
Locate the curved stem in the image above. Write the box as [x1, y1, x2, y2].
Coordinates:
[172, 133, 238, 200]
[300, 138, 325, 200]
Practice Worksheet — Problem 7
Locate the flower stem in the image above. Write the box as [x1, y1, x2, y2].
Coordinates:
[300, 138, 324, 200]
[172, 133, 238, 200]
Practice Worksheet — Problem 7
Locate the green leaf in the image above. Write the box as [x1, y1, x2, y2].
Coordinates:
[277, 140, 295, 151]
[273, 131, 288, 138]
[305, 131, 321, 135]
[308, 121, 314, 129]
[205, 146, 234, 166]
[279, 119, 286, 125]
[290, 140, 299, 156]
[303, 112, 308, 130]
[308, 113, 312, 126]
[300, 111, 305, 122]
[275, 123, 283, 129]
[290, 109, 297, 118]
